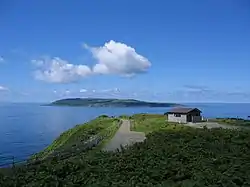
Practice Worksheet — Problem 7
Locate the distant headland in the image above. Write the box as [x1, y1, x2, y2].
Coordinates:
[49, 98, 182, 108]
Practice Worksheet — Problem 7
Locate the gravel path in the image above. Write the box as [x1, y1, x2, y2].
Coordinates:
[103, 120, 146, 151]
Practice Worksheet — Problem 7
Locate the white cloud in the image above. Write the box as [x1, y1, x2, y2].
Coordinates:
[99, 89, 113, 93]
[0, 86, 9, 91]
[113, 88, 120, 93]
[33, 57, 92, 83]
[32, 41, 151, 83]
[98, 88, 121, 94]
[0, 56, 4, 63]
[80, 89, 87, 93]
[84, 40, 151, 76]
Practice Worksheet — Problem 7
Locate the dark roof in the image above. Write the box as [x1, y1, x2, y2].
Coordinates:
[166, 107, 201, 114]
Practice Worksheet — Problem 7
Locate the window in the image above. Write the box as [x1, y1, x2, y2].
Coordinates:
[174, 114, 181, 117]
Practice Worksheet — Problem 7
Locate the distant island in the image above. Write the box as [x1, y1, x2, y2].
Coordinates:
[49, 98, 181, 107]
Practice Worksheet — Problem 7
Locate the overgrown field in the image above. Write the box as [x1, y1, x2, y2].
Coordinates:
[210, 118, 250, 127]
[130, 113, 180, 134]
[1, 114, 250, 186]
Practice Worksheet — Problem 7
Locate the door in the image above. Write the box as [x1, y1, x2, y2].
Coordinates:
[187, 114, 192, 122]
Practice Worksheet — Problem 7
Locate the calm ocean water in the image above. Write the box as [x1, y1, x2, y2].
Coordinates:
[0, 103, 250, 166]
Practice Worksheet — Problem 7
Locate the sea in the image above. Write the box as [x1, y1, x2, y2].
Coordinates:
[0, 103, 250, 167]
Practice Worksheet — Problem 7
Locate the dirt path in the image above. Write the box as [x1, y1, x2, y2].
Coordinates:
[103, 120, 146, 151]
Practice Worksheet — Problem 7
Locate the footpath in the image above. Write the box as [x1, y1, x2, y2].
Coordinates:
[103, 120, 146, 151]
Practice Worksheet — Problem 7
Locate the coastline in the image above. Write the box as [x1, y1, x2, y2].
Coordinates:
[26, 114, 250, 162]
[1, 113, 250, 186]
[49, 98, 182, 108]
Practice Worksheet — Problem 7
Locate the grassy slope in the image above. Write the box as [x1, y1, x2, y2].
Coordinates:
[130, 114, 169, 134]
[31, 116, 120, 160]
[1, 114, 250, 186]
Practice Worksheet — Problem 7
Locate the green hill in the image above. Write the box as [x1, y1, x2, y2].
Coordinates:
[50, 98, 181, 107]
[1, 114, 250, 186]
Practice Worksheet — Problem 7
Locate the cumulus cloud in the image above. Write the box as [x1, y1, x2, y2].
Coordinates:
[0, 86, 9, 91]
[33, 57, 92, 83]
[32, 41, 151, 83]
[84, 40, 151, 76]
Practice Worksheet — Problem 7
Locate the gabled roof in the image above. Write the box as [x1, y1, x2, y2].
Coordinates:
[166, 107, 201, 114]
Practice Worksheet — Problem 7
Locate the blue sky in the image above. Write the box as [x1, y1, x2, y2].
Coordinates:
[0, 0, 250, 103]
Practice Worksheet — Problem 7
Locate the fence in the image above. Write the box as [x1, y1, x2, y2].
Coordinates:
[0, 154, 33, 168]
[34, 120, 121, 162]
[0, 120, 122, 168]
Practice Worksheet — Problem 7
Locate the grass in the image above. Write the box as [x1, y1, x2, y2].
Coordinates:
[210, 118, 250, 127]
[88, 120, 121, 154]
[31, 116, 120, 160]
[130, 113, 182, 134]
[1, 114, 250, 186]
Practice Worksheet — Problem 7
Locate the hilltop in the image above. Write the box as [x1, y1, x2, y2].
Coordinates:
[49, 98, 181, 107]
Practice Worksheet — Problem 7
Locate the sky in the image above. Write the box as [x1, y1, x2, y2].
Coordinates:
[0, 0, 250, 103]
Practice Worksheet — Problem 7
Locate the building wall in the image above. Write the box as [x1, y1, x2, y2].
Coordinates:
[168, 114, 187, 123]
[189, 111, 201, 117]
[192, 116, 202, 123]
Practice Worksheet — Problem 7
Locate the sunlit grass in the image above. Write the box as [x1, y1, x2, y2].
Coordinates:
[130, 113, 185, 134]
[31, 116, 120, 160]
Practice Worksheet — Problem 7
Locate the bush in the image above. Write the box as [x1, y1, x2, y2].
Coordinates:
[2, 126, 250, 186]
[98, 115, 109, 118]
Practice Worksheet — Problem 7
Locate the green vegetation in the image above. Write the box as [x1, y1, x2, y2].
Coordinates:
[50, 98, 181, 107]
[129, 113, 182, 134]
[90, 121, 121, 154]
[118, 114, 132, 119]
[210, 118, 250, 127]
[31, 116, 120, 161]
[1, 114, 250, 186]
